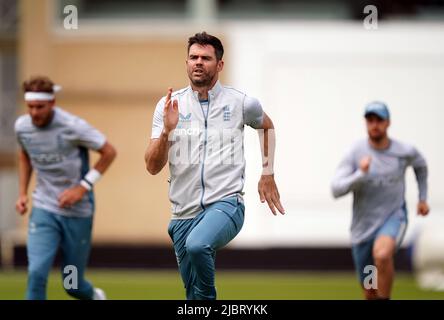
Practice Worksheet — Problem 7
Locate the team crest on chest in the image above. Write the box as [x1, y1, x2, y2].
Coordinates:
[223, 105, 231, 121]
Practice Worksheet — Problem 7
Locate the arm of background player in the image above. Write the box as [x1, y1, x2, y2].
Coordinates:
[331, 153, 366, 198]
[58, 141, 117, 209]
[414, 166, 428, 202]
[257, 112, 285, 215]
[15, 148, 33, 215]
[410, 148, 429, 215]
[93, 141, 117, 174]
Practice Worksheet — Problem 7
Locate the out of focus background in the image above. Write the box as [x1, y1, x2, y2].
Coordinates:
[1, 0, 444, 299]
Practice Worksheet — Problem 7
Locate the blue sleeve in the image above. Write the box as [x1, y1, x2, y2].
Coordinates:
[409, 147, 428, 201]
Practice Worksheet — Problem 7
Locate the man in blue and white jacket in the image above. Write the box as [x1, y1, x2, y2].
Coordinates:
[145, 32, 285, 300]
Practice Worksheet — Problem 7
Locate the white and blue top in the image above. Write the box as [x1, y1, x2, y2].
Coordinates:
[14, 107, 106, 217]
[151, 81, 264, 219]
[331, 138, 428, 244]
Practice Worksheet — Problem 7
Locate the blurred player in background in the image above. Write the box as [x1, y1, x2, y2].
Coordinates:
[331, 101, 429, 300]
[145, 32, 285, 300]
[14, 76, 117, 300]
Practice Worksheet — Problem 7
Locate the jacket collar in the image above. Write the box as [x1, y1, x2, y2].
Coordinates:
[208, 80, 223, 98]
[190, 80, 223, 100]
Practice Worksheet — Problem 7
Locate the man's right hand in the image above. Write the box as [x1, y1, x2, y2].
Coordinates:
[163, 87, 179, 135]
[15, 195, 28, 215]
[359, 156, 372, 173]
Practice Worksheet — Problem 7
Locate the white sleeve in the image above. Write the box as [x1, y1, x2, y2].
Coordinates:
[409, 146, 428, 201]
[151, 97, 165, 139]
[72, 117, 106, 150]
[243, 95, 264, 129]
[331, 148, 366, 198]
[14, 117, 25, 148]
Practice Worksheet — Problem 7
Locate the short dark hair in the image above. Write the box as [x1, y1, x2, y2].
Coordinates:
[188, 32, 224, 61]
[23, 75, 54, 93]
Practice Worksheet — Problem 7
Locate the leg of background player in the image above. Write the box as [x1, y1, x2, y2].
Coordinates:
[60, 215, 95, 299]
[373, 235, 396, 299]
[363, 288, 379, 300]
[26, 208, 61, 300]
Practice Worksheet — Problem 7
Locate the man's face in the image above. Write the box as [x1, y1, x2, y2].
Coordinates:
[365, 114, 389, 141]
[186, 44, 223, 87]
[27, 100, 55, 127]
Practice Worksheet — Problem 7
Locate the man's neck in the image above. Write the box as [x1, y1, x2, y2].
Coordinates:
[369, 136, 390, 150]
[191, 78, 218, 100]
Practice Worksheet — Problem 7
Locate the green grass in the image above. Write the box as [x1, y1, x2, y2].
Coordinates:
[1, 269, 443, 300]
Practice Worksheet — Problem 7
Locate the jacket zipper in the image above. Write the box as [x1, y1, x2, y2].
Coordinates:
[199, 95, 210, 211]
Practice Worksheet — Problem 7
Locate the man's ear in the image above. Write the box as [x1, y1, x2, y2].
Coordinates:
[50, 100, 56, 107]
[217, 59, 224, 72]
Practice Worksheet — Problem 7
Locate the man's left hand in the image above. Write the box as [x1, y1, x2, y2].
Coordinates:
[258, 175, 285, 216]
[58, 185, 88, 208]
[417, 201, 430, 216]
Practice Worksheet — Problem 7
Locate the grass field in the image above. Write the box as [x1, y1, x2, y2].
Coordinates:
[1, 269, 443, 300]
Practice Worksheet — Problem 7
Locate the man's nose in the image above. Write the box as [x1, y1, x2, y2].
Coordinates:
[30, 108, 39, 117]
